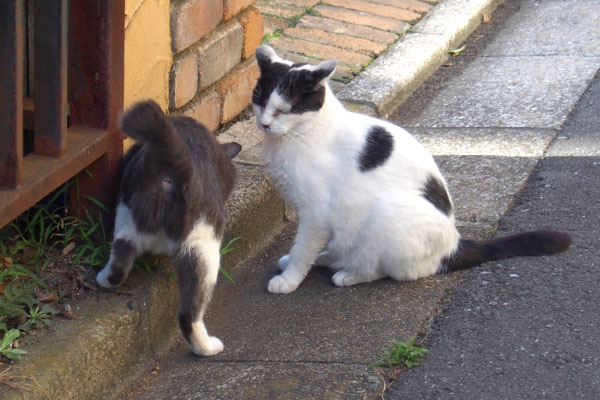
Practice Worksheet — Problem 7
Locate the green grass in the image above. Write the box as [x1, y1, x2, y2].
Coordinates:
[261, 30, 283, 44]
[0, 171, 241, 361]
[368, 338, 428, 369]
[219, 237, 240, 283]
[449, 44, 467, 56]
[0, 174, 111, 360]
[0, 329, 27, 360]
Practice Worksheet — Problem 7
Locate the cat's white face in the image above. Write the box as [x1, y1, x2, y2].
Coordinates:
[252, 45, 337, 138]
[252, 91, 294, 136]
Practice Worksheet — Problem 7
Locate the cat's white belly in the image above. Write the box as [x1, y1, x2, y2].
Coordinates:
[114, 202, 178, 255]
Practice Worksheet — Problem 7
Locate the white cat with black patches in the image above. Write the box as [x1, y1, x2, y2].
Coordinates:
[252, 45, 571, 294]
[96, 100, 241, 356]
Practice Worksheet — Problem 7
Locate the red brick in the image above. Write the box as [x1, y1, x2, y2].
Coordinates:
[263, 14, 294, 36]
[273, 48, 357, 82]
[172, 0, 224, 52]
[196, 20, 243, 90]
[238, 6, 264, 59]
[182, 91, 222, 132]
[223, 0, 256, 20]
[314, 5, 410, 33]
[284, 27, 386, 56]
[271, 36, 371, 67]
[217, 59, 260, 124]
[170, 53, 198, 110]
[297, 15, 398, 45]
[366, 0, 432, 14]
[323, 0, 421, 22]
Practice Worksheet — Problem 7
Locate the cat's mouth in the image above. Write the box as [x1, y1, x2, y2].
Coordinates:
[257, 122, 280, 137]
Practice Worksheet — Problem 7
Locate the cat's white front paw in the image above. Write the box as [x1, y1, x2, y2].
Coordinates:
[267, 274, 299, 294]
[191, 336, 224, 357]
[277, 254, 290, 271]
[332, 270, 362, 287]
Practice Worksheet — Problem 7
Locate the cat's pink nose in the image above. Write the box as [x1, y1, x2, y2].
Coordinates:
[260, 115, 273, 129]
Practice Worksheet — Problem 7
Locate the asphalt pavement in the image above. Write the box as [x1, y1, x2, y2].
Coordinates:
[389, 69, 600, 400]
[387, 0, 600, 397]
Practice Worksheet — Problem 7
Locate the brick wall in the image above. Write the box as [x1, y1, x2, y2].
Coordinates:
[170, 0, 264, 132]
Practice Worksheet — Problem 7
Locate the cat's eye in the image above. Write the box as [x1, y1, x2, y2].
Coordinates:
[273, 109, 288, 117]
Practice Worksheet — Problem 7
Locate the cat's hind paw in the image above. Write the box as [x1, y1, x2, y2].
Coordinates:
[332, 271, 364, 287]
[191, 336, 224, 357]
[267, 274, 299, 294]
[277, 254, 290, 271]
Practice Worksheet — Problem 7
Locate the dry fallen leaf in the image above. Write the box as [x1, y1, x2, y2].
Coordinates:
[62, 241, 76, 256]
[36, 290, 59, 303]
[482, 13, 491, 23]
[0, 256, 12, 268]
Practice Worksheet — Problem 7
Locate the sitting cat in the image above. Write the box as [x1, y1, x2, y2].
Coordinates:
[96, 100, 241, 356]
[252, 45, 571, 294]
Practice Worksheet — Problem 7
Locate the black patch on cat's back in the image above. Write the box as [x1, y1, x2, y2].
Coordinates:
[359, 126, 394, 172]
[422, 174, 452, 216]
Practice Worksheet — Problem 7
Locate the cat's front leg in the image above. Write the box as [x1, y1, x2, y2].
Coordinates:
[96, 238, 138, 288]
[176, 222, 223, 356]
[268, 220, 329, 294]
[97, 202, 140, 288]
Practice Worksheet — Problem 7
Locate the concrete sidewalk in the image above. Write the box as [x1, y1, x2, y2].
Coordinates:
[121, 0, 600, 398]
[0, 0, 532, 399]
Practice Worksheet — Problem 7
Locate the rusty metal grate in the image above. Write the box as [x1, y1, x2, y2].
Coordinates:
[0, 0, 125, 228]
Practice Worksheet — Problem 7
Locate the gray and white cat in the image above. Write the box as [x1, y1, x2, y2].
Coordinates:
[96, 100, 241, 356]
[252, 45, 571, 294]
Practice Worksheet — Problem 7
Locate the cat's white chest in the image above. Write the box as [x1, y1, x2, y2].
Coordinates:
[262, 138, 332, 209]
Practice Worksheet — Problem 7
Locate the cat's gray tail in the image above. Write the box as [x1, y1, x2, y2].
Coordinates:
[119, 100, 192, 181]
[440, 230, 572, 273]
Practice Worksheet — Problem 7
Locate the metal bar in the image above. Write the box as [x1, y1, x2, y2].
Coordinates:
[0, 0, 24, 188]
[0, 126, 109, 228]
[69, 0, 125, 219]
[33, 0, 68, 157]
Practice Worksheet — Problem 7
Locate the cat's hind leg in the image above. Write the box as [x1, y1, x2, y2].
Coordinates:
[331, 269, 386, 287]
[330, 249, 385, 287]
[176, 221, 223, 356]
[278, 250, 333, 271]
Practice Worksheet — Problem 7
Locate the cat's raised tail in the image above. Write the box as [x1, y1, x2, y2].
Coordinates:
[119, 100, 192, 181]
[441, 230, 572, 273]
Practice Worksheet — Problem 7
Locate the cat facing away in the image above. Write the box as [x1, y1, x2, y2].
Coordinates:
[252, 45, 572, 294]
[96, 100, 241, 356]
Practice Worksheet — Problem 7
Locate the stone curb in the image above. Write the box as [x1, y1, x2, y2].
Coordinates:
[0, 1, 501, 399]
[338, 0, 503, 118]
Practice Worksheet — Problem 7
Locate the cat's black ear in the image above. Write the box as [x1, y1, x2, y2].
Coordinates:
[221, 142, 242, 159]
[256, 45, 279, 72]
